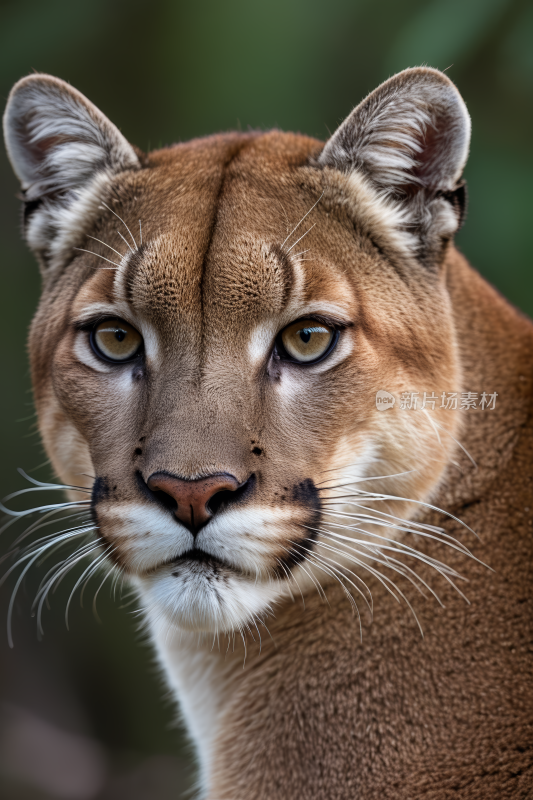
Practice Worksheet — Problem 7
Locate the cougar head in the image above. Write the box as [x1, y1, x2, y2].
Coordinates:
[3, 68, 470, 633]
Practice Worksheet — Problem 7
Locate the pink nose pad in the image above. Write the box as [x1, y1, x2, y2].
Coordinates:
[147, 472, 240, 532]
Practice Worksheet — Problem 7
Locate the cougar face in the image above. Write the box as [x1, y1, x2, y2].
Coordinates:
[4, 69, 467, 633]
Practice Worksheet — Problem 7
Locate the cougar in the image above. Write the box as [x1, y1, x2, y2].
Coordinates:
[3, 67, 532, 799]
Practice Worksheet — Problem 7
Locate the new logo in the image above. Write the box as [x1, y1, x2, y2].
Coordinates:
[375, 390, 395, 411]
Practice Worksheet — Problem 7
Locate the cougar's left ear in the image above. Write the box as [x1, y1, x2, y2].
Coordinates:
[3, 74, 140, 275]
[318, 67, 471, 264]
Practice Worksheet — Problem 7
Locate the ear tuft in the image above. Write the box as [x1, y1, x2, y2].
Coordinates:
[3, 74, 140, 272]
[319, 68, 471, 262]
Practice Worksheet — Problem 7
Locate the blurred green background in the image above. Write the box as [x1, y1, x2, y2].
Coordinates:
[0, 0, 532, 797]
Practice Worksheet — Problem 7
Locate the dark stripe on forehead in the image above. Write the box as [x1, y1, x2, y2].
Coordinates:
[268, 244, 294, 311]
[199, 136, 260, 325]
[122, 243, 148, 307]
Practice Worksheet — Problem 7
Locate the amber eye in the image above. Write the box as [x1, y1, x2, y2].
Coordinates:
[91, 319, 143, 362]
[279, 319, 337, 364]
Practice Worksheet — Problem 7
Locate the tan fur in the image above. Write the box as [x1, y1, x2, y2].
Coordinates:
[4, 69, 532, 798]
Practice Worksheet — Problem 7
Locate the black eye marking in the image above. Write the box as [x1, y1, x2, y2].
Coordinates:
[252, 447, 263, 456]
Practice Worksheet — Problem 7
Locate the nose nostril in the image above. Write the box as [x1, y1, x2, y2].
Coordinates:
[151, 489, 177, 513]
[208, 475, 255, 516]
[145, 471, 254, 534]
[208, 489, 237, 516]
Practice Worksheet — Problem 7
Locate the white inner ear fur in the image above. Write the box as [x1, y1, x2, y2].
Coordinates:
[3, 74, 139, 274]
[319, 68, 471, 257]
[26, 170, 115, 274]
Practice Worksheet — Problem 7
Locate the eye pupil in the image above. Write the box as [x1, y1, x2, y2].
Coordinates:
[91, 318, 143, 363]
[280, 318, 337, 364]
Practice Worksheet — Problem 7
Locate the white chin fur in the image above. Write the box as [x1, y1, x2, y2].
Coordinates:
[135, 565, 284, 633]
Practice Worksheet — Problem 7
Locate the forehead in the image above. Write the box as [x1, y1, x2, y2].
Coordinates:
[114, 132, 355, 334]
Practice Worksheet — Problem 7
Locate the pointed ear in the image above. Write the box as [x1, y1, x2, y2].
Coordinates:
[3, 74, 140, 273]
[318, 67, 471, 263]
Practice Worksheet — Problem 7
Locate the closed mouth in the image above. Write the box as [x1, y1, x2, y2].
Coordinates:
[159, 547, 237, 575]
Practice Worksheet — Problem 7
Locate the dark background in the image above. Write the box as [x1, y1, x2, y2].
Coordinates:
[0, 0, 532, 797]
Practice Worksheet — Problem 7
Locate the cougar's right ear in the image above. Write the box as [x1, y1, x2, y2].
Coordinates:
[3, 74, 140, 275]
[318, 68, 471, 266]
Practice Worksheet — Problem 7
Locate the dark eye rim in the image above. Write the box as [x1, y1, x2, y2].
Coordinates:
[274, 317, 340, 366]
[88, 317, 144, 364]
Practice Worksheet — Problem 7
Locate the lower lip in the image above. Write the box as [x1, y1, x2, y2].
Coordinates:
[166, 548, 229, 573]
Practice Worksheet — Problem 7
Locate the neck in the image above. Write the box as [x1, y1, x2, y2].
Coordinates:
[438, 247, 533, 507]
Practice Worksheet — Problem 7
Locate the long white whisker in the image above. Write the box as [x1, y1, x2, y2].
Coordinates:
[285, 223, 316, 254]
[115, 229, 135, 254]
[33, 538, 99, 603]
[318, 527, 470, 602]
[318, 508, 475, 557]
[291, 249, 311, 258]
[311, 536, 403, 601]
[100, 202, 138, 249]
[275, 559, 296, 603]
[277, 557, 305, 608]
[2, 528, 92, 590]
[10, 510, 89, 548]
[33, 537, 90, 623]
[73, 248, 119, 269]
[65, 547, 108, 630]
[316, 468, 416, 487]
[3, 485, 88, 504]
[422, 407, 442, 446]
[291, 539, 373, 616]
[280, 192, 323, 250]
[92, 561, 118, 623]
[0, 500, 90, 520]
[80, 548, 113, 608]
[12, 511, 90, 548]
[86, 235, 125, 260]
[311, 524, 467, 581]
[302, 550, 363, 639]
[111, 565, 125, 601]
[318, 533, 442, 606]
[35, 542, 101, 634]
[5, 531, 92, 647]
[17, 524, 95, 566]
[322, 486, 479, 539]
[355, 541, 442, 604]
[33, 539, 95, 633]
[16, 469, 91, 493]
[278, 544, 327, 603]
[304, 521, 469, 577]
[293, 541, 371, 620]
[320, 500, 447, 535]
[422, 409, 477, 469]
[250, 616, 263, 653]
[313, 537, 424, 634]
[359, 538, 470, 605]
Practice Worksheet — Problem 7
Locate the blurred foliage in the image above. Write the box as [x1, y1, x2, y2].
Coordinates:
[0, 0, 532, 797]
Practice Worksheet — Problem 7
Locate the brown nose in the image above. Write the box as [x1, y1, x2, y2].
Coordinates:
[146, 472, 241, 533]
